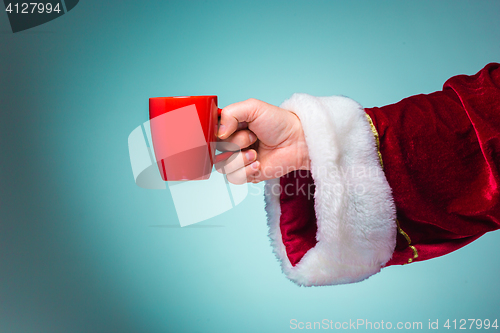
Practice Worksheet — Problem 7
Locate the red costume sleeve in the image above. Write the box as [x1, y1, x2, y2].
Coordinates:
[264, 63, 500, 286]
[365, 62, 500, 265]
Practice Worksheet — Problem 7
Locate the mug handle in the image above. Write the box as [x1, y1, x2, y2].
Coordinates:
[216, 108, 223, 140]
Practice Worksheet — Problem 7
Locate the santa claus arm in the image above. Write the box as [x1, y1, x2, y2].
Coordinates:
[265, 63, 500, 286]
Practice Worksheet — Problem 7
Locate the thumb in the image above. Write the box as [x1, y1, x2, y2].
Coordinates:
[218, 98, 263, 139]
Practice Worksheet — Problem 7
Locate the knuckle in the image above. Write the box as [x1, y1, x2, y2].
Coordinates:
[246, 98, 262, 109]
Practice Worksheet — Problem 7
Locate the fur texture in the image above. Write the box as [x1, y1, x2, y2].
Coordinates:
[264, 94, 397, 286]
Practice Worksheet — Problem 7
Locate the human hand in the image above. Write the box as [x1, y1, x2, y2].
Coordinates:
[216, 98, 310, 184]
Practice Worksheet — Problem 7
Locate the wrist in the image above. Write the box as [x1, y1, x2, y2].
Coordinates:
[290, 111, 311, 171]
[296, 133, 310, 171]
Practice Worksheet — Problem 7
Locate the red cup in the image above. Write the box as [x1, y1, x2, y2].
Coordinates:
[149, 96, 222, 181]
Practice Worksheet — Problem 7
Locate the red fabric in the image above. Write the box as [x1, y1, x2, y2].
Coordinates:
[279, 170, 317, 266]
[365, 62, 500, 265]
[279, 63, 500, 268]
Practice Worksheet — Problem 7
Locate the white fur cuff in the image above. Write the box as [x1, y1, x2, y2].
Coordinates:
[264, 94, 397, 286]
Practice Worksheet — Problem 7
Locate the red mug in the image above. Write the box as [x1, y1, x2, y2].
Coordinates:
[149, 96, 222, 181]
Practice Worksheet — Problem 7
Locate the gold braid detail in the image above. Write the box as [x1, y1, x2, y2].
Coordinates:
[365, 113, 418, 264]
[365, 114, 384, 169]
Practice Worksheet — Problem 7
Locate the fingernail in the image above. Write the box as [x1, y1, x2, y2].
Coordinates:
[251, 161, 260, 170]
[245, 150, 255, 161]
[218, 124, 226, 138]
[248, 131, 256, 143]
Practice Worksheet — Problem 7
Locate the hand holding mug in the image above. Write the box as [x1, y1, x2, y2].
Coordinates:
[216, 99, 310, 184]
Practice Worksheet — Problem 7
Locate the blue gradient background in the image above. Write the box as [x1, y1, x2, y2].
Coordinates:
[1, 1, 499, 332]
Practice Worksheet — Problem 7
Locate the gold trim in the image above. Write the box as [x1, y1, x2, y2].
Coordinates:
[365, 113, 418, 264]
[395, 220, 419, 264]
[365, 114, 384, 169]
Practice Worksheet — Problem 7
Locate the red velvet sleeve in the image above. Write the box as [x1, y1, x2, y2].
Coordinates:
[365, 62, 500, 266]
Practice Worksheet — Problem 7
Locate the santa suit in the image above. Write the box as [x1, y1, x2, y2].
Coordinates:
[264, 63, 500, 286]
